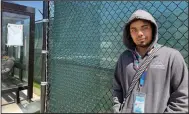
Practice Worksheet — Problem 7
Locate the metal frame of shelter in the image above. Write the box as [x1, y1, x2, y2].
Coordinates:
[1, 1, 35, 103]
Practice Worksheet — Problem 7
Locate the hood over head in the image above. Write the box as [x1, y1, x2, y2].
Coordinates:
[123, 9, 158, 52]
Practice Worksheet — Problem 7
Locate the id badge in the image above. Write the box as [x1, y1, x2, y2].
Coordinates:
[133, 92, 146, 113]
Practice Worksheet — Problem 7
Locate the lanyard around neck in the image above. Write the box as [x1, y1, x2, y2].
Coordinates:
[132, 51, 148, 87]
[132, 51, 140, 70]
[139, 68, 148, 87]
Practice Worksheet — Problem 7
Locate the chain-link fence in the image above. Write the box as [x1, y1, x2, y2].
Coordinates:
[46, 1, 188, 113]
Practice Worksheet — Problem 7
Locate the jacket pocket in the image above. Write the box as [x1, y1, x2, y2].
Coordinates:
[120, 107, 132, 113]
[120, 102, 132, 113]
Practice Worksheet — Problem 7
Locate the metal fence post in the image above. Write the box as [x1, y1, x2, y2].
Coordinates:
[40, 0, 49, 113]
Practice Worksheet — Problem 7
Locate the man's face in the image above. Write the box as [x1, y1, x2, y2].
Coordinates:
[130, 19, 153, 48]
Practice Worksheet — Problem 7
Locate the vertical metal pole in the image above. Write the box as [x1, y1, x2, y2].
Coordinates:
[19, 20, 24, 81]
[41, 0, 49, 113]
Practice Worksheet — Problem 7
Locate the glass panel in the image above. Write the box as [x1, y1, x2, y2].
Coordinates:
[2, 12, 30, 82]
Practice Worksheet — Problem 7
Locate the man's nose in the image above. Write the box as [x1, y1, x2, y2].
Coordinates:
[138, 30, 144, 37]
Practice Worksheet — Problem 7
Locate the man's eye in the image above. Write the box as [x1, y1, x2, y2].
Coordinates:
[131, 29, 136, 32]
[142, 26, 149, 30]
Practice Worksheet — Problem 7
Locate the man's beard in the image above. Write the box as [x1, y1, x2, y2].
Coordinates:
[137, 40, 152, 48]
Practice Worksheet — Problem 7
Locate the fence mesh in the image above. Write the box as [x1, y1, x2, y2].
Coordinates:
[47, 1, 188, 113]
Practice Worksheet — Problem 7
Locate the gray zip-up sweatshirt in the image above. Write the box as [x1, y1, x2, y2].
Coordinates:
[113, 10, 188, 113]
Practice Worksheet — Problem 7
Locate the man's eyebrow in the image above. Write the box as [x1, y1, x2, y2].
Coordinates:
[130, 24, 149, 29]
[130, 27, 136, 29]
[141, 24, 149, 27]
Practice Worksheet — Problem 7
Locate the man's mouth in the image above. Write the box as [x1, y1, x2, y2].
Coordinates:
[138, 38, 145, 42]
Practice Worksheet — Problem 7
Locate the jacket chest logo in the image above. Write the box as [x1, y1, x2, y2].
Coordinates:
[150, 60, 165, 69]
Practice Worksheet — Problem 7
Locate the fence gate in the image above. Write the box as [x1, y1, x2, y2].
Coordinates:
[46, 1, 188, 113]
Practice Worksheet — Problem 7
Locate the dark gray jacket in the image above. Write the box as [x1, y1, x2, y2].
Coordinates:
[113, 9, 188, 113]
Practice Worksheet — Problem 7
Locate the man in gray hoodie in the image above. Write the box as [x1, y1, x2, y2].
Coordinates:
[113, 9, 188, 113]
